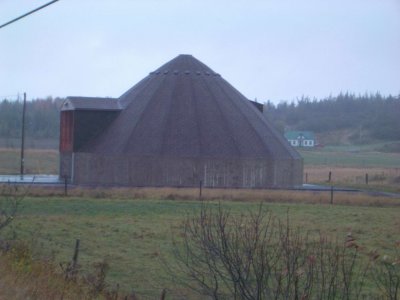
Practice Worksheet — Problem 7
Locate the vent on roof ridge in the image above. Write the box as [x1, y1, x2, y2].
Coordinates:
[155, 71, 160, 74]
[196, 71, 201, 75]
[213, 73, 221, 77]
[163, 70, 169, 75]
[185, 70, 190, 75]
[205, 71, 210, 76]
[149, 71, 155, 75]
[173, 70, 179, 75]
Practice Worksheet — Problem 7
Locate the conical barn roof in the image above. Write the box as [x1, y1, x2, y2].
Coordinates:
[83, 54, 300, 161]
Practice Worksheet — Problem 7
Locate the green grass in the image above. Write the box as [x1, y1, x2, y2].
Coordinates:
[4, 197, 400, 298]
[299, 148, 400, 168]
[1, 143, 399, 297]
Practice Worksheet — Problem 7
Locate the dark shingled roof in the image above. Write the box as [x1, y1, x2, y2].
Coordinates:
[62, 97, 121, 111]
[82, 54, 300, 160]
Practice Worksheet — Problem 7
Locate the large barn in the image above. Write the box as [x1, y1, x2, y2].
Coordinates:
[59, 54, 303, 188]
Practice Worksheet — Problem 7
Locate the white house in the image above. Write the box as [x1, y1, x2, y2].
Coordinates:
[284, 131, 315, 147]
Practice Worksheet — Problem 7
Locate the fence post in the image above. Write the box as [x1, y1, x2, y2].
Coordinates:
[64, 176, 68, 196]
[71, 239, 80, 279]
[330, 186, 334, 204]
[199, 180, 203, 200]
[328, 171, 332, 182]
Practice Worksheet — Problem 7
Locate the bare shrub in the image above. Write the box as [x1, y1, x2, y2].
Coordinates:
[170, 203, 370, 299]
[0, 184, 22, 232]
[0, 241, 91, 300]
[86, 259, 109, 297]
[372, 242, 400, 300]
[0, 183, 29, 252]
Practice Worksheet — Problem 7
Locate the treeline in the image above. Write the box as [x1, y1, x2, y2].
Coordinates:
[0, 97, 64, 139]
[1, 93, 399, 142]
[264, 93, 400, 141]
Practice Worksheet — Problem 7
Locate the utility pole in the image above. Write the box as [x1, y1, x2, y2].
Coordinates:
[20, 93, 27, 180]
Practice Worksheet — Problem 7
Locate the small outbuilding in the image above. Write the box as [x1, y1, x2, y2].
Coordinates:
[60, 55, 303, 188]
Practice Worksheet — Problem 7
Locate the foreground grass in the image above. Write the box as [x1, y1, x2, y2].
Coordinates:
[0, 247, 94, 300]
[2, 196, 399, 298]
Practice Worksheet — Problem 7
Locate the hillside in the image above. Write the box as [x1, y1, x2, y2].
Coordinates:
[264, 93, 400, 146]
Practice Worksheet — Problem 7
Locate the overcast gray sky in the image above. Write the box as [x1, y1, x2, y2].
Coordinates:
[1, 0, 399, 103]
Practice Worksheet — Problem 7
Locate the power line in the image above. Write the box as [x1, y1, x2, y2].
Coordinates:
[0, 0, 60, 30]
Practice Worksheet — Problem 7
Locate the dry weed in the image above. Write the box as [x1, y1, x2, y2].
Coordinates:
[304, 166, 400, 192]
[21, 185, 400, 207]
[0, 248, 90, 300]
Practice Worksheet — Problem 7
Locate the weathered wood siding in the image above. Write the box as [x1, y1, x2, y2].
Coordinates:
[69, 153, 302, 188]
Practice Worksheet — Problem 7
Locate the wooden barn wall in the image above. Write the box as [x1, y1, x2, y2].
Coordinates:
[59, 111, 73, 152]
[273, 159, 303, 187]
[71, 154, 303, 188]
[59, 152, 72, 179]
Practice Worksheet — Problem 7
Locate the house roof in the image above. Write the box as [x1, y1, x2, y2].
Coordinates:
[61, 97, 121, 111]
[81, 54, 301, 161]
[284, 131, 315, 140]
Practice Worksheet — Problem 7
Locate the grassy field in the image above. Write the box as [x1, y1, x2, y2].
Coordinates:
[1, 194, 399, 298]
[2, 146, 400, 192]
[0, 138, 58, 150]
[0, 148, 58, 174]
[1, 143, 400, 297]
[298, 147, 400, 168]
[297, 147, 400, 192]
[303, 166, 400, 192]
[3, 140, 400, 194]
